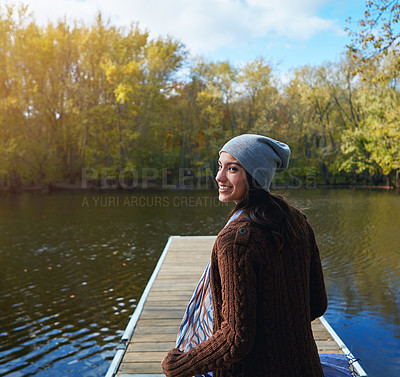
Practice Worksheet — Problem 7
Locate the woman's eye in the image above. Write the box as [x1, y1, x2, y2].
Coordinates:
[229, 166, 238, 172]
[217, 164, 222, 170]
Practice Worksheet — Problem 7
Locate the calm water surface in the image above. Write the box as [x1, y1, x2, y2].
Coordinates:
[0, 189, 399, 377]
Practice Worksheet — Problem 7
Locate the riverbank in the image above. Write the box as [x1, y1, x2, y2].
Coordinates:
[0, 182, 398, 193]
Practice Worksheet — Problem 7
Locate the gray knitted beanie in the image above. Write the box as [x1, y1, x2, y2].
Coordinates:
[219, 134, 290, 192]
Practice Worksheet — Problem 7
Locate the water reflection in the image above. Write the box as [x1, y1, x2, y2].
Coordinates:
[0, 189, 399, 377]
[304, 190, 400, 323]
[289, 189, 400, 377]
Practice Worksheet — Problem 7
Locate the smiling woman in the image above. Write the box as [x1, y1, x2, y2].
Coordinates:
[162, 134, 328, 377]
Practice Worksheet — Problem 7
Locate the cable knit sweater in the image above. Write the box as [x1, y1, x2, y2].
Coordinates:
[162, 213, 327, 377]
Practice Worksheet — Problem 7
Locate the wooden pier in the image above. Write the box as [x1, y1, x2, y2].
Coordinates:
[106, 235, 366, 377]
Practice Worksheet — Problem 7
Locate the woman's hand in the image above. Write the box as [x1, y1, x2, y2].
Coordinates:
[161, 348, 185, 377]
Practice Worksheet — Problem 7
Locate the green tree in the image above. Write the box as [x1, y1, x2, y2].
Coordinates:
[337, 85, 400, 185]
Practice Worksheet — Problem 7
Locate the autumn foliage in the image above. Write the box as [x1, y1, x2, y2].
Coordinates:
[1, 4, 399, 190]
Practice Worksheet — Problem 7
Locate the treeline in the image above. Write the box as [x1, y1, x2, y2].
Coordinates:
[1, 5, 399, 190]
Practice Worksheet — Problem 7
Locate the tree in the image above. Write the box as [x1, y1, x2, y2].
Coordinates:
[337, 84, 400, 185]
[283, 65, 342, 184]
[1, 2, 399, 189]
[347, 0, 400, 77]
[237, 58, 277, 134]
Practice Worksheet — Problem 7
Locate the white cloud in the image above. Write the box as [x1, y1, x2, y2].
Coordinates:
[11, 0, 342, 54]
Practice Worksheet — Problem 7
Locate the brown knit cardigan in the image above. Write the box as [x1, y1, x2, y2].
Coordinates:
[162, 213, 327, 377]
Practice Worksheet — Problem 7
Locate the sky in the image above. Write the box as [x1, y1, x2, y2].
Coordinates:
[5, 0, 367, 73]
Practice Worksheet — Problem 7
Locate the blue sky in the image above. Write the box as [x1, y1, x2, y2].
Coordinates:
[9, 0, 367, 73]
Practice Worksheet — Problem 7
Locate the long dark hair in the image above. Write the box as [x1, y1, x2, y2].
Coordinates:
[230, 172, 307, 251]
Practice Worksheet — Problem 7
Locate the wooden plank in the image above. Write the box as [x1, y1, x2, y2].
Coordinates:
[316, 340, 342, 350]
[133, 326, 179, 335]
[144, 295, 192, 301]
[123, 352, 167, 362]
[126, 342, 175, 352]
[140, 301, 189, 308]
[129, 333, 177, 342]
[135, 318, 182, 327]
[139, 309, 184, 319]
[119, 363, 163, 374]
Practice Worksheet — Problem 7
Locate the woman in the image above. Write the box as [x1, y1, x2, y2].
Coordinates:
[162, 134, 327, 377]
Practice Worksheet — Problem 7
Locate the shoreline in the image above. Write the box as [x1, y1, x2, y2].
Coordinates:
[0, 182, 397, 193]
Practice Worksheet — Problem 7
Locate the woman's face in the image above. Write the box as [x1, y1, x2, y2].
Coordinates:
[216, 152, 247, 204]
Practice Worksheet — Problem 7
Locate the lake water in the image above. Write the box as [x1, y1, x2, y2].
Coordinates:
[0, 189, 399, 377]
